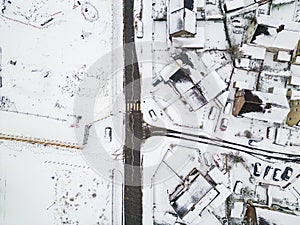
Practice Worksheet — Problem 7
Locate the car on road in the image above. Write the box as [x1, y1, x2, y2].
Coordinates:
[212, 153, 224, 168]
[263, 166, 274, 181]
[220, 118, 228, 131]
[104, 127, 112, 143]
[273, 168, 282, 182]
[136, 19, 143, 38]
[281, 167, 293, 181]
[253, 162, 262, 177]
[149, 109, 158, 121]
[208, 106, 218, 120]
[248, 139, 261, 146]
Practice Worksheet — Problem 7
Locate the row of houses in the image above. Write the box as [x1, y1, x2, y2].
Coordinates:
[233, 15, 300, 126]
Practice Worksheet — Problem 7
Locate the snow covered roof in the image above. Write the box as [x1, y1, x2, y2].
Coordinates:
[240, 44, 266, 60]
[159, 60, 183, 81]
[172, 27, 205, 48]
[231, 202, 244, 218]
[290, 90, 300, 100]
[275, 128, 290, 146]
[272, 0, 295, 4]
[256, 207, 300, 225]
[169, 8, 196, 36]
[208, 167, 228, 185]
[183, 87, 208, 111]
[182, 188, 219, 223]
[197, 71, 227, 102]
[170, 0, 195, 12]
[209, 184, 231, 210]
[277, 51, 291, 62]
[251, 16, 300, 50]
[170, 69, 194, 93]
[257, 15, 300, 32]
[289, 76, 300, 86]
[268, 87, 287, 96]
[224, 0, 251, 12]
[273, 30, 300, 51]
[170, 173, 215, 219]
[197, 0, 205, 9]
[291, 64, 300, 76]
[239, 90, 290, 123]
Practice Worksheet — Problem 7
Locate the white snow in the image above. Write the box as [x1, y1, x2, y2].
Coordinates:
[240, 44, 266, 60]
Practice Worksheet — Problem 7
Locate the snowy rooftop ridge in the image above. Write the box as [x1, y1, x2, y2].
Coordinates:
[257, 15, 300, 32]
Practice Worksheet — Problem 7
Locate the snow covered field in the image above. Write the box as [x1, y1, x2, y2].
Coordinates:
[0, 0, 123, 224]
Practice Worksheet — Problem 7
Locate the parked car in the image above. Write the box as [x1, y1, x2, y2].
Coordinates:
[273, 168, 282, 182]
[266, 127, 275, 140]
[253, 162, 262, 177]
[248, 139, 260, 146]
[220, 118, 228, 131]
[281, 167, 293, 181]
[212, 153, 224, 168]
[136, 19, 143, 38]
[208, 106, 218, 120]
[263, 166, 274, 181]
[223, 102, 232, 115]
[149, 109, 158, 121]
[104, 127, 112, 143]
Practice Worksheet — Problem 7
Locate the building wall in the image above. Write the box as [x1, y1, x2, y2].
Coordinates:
[233, 90, 246, 117]
[286, 100, 300, 126]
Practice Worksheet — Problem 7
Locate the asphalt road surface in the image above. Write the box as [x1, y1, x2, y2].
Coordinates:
[123, 0, 143, 224]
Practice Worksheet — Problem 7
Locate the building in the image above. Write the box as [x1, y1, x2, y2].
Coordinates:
[275, 127, 290, 146]
[240, 44, 266, 60]
[245, 15, 300, 52]
[159, 60, 227, 111]
[255, 207, 300, 225]
[168, 0, 197, 37]
[169, 169, 218, 221]
[223, 0, 255, 13]
[232, 89, 290, 124]
[292, 40, 300, 65]
[172, 27, 205, 49]
[286, 100, 300, 126]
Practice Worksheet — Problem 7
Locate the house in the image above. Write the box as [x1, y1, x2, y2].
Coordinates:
[255, 207, 300, 225]
[152, 146, 231, 225]
[268, 87, 287, 96]
[232, 89, 290, 124]
[288, 76, 300, 86]
[197, 71, 227, 102]
[275, 51, 291, 62]
[274, 127, 290, 146]
[169, 169, 219, 221]
[172, 27, 205, 49]
[168, 0, 197, 37]
[240, 44, 266, 60]
[159, 60, 227, 111]
[292, 40, 300, 65]
[223, 0, 255, 13]
[245, 15, 300, 52]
